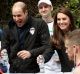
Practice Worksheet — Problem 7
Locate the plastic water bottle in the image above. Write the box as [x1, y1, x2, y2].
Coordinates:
[1, 49, 10, 73]
[0, 41, 1, 50]
[38, 55, 45, 73]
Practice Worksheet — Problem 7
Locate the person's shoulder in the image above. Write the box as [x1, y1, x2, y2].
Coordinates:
[2, 20, 14, 32]
[73, 66, 80, 74]
[8, 19, 15, 28]
[30, 16, 47, 28]
[32, 17, 44, 22]
[31, 17, 47, 26]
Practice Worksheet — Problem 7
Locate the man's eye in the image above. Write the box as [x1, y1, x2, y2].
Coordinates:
[65, 47, 68, 50]
[57, 18, 60, 21]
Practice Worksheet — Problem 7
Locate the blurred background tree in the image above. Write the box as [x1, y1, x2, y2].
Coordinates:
[0, 0, 80, 28]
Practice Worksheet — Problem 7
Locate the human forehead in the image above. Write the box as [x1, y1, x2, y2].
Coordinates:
[57, 13, 69, 19]
[65, 39, 72, 48]
[12, 7, 23, 14]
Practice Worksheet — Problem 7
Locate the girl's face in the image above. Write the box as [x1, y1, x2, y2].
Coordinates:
[57, 13, 71, 31]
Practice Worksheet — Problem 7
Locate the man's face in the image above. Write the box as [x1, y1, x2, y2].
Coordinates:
[12, 7, 28, 27]
[38, 3, 52, 18]
[65, 39, 74, 61]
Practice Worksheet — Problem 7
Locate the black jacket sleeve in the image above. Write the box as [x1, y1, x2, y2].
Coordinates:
[29, 19, 52, 58]
[43, 48, 54, 63]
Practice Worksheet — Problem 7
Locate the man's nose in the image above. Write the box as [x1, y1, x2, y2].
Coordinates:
[15, 16, 19, 21]
[66, 50, 68, 54]
[42, 7, 45, 11]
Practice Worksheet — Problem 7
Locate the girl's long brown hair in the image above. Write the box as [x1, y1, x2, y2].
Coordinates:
[51, 7, 76, 49]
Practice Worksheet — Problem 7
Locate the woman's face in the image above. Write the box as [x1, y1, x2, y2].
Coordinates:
[57, 13, 70, 31]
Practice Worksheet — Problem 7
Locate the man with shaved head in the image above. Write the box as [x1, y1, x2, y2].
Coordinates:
[1, 1, 51, 73]
[64, 29, 80, 74]
[12, 1, 28, 27]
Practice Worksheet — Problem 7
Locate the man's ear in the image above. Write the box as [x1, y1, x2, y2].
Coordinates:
[73, 45, 78, 53]
[51, 6, 53, 11]
[25, 10, 28, 15]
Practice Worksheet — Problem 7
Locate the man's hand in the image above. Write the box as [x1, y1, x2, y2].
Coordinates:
[17, 50, 31, 60]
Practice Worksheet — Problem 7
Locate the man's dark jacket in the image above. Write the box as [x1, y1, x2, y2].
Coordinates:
[1, 16, 51, 73]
